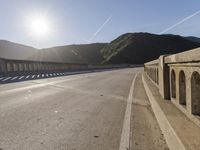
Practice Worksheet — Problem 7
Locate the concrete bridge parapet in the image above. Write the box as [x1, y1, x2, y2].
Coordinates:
[0, 58, 135, 78]
[0, 58, 88, 77]
[144, 47, 200, 120]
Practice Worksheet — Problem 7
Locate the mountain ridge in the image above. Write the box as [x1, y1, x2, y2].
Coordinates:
[101, 33, 200, 64]
[184, 36, 200, 43]
[0, 32, 200, 65]
[0, 40, 106, 64]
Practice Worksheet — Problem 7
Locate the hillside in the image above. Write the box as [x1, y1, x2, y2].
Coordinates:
[0, 41, 106, 64]
[184, 36, 200, 43]
[101, 33, 200, 64]
[0, 40, 37, 60]
[0, 33, 200, 65]
[41, 43, 106, 64]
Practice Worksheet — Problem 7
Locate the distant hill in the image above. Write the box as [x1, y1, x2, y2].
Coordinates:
[101, 33, 200, 64]
[0, 41, 106, 64]
[41, 43, 106, 64]
[184, 36, 200, 43]
[0, 33, 200, 65]
[0, 40, 37, 60]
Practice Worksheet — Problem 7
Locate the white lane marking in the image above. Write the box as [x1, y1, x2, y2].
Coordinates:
[119, 73, 138, 150]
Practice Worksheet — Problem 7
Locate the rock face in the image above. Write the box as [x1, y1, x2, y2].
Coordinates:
[101, 33, 200, 64]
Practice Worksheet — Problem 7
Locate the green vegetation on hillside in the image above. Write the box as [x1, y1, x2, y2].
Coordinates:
[0, 33, 200, 65]
[41, 43, 106, 64]
[101, 33, 200, 64]
[184, 36, 200, 43]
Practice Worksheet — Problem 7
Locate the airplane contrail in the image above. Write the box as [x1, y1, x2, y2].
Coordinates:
[87, 15, 113, 43]
[159, 10, 200, 34]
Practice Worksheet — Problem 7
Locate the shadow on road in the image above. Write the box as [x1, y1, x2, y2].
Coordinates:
[0, 68, 132, 84]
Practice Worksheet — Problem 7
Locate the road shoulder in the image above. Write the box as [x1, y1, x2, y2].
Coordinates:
[143, 72, 200, 150]
[130, 73, 168, 150]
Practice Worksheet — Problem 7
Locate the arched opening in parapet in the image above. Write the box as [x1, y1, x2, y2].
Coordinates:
[24, 64, 27, 71]
[13, 63, 18, 72]
[34, 64, 37, 71]
[191, 71, 200, 115]
[19, 64, 23, 71]
[171, 69, 176, 98]
[179, 70, 186, 105]
[6, 63, 11, 72]
[28, 64, 31, 71]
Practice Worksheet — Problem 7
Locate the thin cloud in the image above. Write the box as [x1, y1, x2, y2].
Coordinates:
[87, 15, 113, 43]
[159, 10, 200, 34]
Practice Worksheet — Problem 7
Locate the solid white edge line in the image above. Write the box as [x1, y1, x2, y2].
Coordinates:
[119, 73, 138, 150]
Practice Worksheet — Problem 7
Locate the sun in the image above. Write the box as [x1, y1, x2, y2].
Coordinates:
[27, 14, 51, 38]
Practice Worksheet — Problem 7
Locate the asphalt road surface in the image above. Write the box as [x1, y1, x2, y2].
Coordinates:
[0, 68, 167, 150]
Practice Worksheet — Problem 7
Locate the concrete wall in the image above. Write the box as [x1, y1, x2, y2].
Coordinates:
[144, 47, 200, 119]
[0, 58, 134, 77]
[144, 59, 159, 85]
[0, 58, 88, 76]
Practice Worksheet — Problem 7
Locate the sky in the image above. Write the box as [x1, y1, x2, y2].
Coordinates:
[0, 0, 200, 48]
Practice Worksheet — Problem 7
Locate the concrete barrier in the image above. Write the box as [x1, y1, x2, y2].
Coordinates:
[144, 47, 200, 127]
[0, 58, 88, 77]
[0, 57, 138, 77]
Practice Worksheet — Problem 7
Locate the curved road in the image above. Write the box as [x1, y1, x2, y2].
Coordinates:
[0, 68, 167, 150]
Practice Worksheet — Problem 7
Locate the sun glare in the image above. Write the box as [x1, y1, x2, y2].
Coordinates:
[27, 14, 51, 38]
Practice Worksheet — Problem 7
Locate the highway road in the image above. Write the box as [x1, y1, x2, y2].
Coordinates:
[0, 68, 167, 150]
